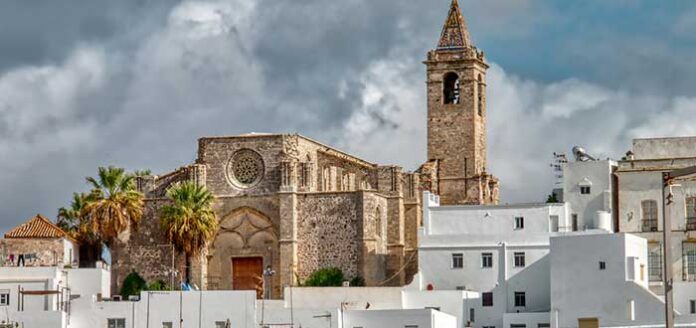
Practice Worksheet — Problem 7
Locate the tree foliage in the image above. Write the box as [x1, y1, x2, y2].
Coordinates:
[546, 193, 559, 203]
[82, 166, 144, 245]
[57, 192, 90, 241]
[120, 271, 147, 298]
[160, 181, 218, 282]
[146, 280, 169, 291]
[304, 267, 345, 287]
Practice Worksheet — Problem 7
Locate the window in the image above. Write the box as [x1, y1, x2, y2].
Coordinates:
[549, 215, 559, 232]
[648, 243, 663, 281]
[470, 308, 475, 322]
[642, 200, 658, 232]
[538, 324, 550, 328]
[514, 216, 524, 230]
[514, 252, 526, 268]
[483, 326, 496, 328]
[452, 253, 464, 269]
[691, 300, 696, 314]
[572, 214, 579, 232]
[0, 290, 9, 306]
[687, 197, 696, 230]
[443, 72, 460, 104]
[215, 321, 229, 328]
[580, 186, 591, 194]
[684, 242, 696, 281]
[477, 75, 484, 116]
[456, 286, 466, 291]
[107, 318, 126, 328]
[300, 162, 311, 188]
[482, 292, 493, 307]
[482, 253, 493, 268]
[405, 326, 419, 328]
[511, 324, 526, 328]
[162, 323, 173, 328]
[599, 261, 606, 270]
[514, 292, 526, 307]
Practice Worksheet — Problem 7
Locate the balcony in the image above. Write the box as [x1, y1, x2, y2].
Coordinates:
[642, 219, 658, 232]
[687, 218, 696, 231]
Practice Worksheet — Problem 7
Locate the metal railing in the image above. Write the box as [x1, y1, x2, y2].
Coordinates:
[687, 217, 696, 231]
[642, 219, 658, 232]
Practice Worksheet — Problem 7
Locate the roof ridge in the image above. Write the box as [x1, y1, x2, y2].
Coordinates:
[4, 214, 69, 239]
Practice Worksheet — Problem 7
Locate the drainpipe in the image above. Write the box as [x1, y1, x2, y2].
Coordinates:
[499, 242, 508, 313]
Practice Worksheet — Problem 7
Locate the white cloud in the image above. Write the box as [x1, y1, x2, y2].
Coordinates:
[337, 57, 682, 203]
[0, 46, 105, 171]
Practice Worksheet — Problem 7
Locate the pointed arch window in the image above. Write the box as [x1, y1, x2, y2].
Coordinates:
[443, 72, 460, 104]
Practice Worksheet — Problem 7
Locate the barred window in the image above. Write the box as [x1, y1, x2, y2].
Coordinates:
[452, 253, 464, 269]
[685, 242, 696, 281]
[687, 197, 696, 230]
[648, 243, 663, 281]
[642, 200, 658, 232]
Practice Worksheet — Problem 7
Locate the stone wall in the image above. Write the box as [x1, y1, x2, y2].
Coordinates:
[110, 199, 185, 294]
[197, 135, 285, 197]
[296, 192, 363, 281]
[0, 238, 66, 267]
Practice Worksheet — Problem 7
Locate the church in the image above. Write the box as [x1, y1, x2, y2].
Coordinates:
[110, 0, 499, 298]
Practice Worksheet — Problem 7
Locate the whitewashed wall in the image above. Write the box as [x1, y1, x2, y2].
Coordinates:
[550, 233, 664, 328]
[563, 160, 615, 231]
[343, 309, 456, 328]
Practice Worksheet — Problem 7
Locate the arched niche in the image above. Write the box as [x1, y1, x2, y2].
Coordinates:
[207, 207, 279, 295]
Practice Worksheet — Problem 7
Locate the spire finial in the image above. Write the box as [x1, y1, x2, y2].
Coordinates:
[436, 0, 472, 50]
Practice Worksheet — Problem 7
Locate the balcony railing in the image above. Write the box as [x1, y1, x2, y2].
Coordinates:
[687, 218, 696, 231]
[642, 219, 658, 232]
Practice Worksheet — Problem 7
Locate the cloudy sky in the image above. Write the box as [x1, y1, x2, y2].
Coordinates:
[1, 0, 696, 233]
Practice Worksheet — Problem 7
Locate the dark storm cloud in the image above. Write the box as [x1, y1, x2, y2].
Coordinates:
[1, 0, 696, 233]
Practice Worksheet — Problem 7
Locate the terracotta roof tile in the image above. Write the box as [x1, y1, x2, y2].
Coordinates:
[4, 214, 68, 239]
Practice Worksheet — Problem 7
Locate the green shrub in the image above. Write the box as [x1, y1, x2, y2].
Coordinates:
[349, 276, 365, 287]
[146, 280, 169, 291]
[120, 271, 147, 298]
[304, 267, 344, 287]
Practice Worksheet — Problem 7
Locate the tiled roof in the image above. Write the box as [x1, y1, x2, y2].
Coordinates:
[4, 214, 69, 239]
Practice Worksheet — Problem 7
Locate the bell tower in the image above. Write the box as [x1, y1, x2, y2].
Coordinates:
[425, 0, 499, 205]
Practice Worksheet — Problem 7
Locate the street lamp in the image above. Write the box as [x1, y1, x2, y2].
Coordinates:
[263, 265, 276, 300]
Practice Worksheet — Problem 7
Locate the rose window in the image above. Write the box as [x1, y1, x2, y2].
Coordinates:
[227, 149, 264, 188]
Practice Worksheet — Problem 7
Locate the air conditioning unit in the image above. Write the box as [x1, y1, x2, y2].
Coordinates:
[128, 295, 140, 301]
[112, 295, 122, 301]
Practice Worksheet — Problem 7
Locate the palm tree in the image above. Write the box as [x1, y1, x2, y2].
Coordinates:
[58, 192, 104, 266]
[57, 192, 88, 239]
[132, 169, 152, 177]
[160, 181, 218, 284]
[83, 166, 144, 245]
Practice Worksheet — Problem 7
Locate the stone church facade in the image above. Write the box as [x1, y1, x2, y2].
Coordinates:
[110, 0, 499, 298]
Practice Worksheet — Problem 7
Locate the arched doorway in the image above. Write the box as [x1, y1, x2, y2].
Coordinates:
[207, 207, 278, 298]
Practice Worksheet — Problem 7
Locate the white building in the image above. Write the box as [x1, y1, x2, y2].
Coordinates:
[562, 159, 616, 232]
[415, 191, 568, 328]
[615, 137, 696, 299]
[550, 232, 665, 328]
[0, 266, 110, 328]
